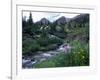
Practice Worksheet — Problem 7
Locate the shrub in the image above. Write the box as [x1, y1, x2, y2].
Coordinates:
[69, 40, 89, 66]
[22, 38, 40, 56]
[49, 37, 63, 44]
[36, 36, 63, 47]
[39, 44, 58, 51]
[36, 37, 49, 46]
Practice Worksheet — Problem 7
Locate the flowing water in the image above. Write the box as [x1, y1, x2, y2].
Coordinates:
[22, 44, 71, 68]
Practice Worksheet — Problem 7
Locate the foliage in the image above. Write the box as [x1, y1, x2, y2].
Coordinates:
[69, 40, 89, 66]
[22, 38, 40, 56]
[35, 41, 89, 68]
[22, 13, 89, 68]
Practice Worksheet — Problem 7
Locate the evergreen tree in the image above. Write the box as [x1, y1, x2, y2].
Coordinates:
[27, 12, 33, 26]
[22, 16, 28, 34]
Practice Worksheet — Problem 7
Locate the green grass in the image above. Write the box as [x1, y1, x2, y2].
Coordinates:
[35, 40, 89, 68]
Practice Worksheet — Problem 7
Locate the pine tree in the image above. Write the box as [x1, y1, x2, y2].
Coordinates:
[22, 16, 27, 27]
[28, 12, 33, 26]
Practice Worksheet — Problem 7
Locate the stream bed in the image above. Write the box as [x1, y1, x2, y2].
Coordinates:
[22, 44, 71, 68]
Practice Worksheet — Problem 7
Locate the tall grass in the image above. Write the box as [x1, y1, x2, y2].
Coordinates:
[35, 40, 89, 68]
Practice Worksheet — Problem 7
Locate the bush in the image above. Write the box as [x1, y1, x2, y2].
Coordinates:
[49, 37, 63, 44]
[68, 40, 89, 66]
[36, 37, 49, 46]
[22, 38, 40, 56]
[39, 44, 58, 51]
